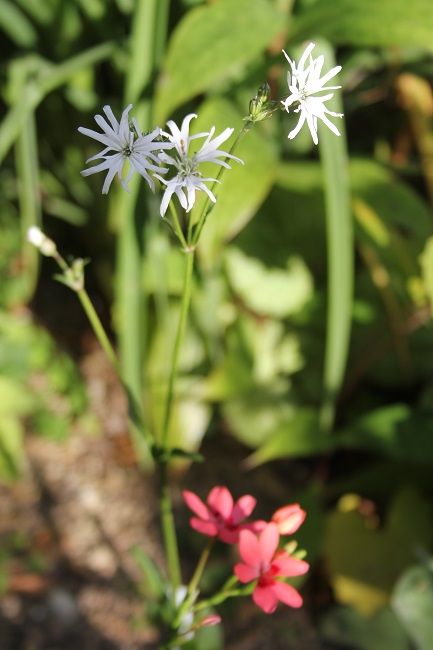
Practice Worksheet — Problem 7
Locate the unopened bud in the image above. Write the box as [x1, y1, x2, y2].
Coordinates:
[27, 226, 57, 257]
[246, 83, 275, 125]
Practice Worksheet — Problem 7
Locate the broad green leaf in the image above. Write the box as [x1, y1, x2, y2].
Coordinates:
[193, 97, 278, 265]
[225, 247, 313, 319]
[291, 0, 433, 49]
[154, 0, 283, 121]
[317, 42, 352, 432]
[0, 376, 34, 416]
[321, 606, 410, 650]
[341, 404, 433, 464]
[324, 489, 433, 614]
[392, 563, 433, 650]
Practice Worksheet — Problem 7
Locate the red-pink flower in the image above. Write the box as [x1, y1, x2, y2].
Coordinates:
[183, 486, 260, 544]
[271, 503, 306, 535]
[234, 523, 309, 613]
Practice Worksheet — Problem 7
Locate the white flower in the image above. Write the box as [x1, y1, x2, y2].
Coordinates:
[281, 42, 343, 145]
[78, 104, 171, 194]
[27, 226, 57, 257]
[155, 113, 243, 217]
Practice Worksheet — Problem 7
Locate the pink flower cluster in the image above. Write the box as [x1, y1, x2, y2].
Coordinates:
[183, 486, 309, 614]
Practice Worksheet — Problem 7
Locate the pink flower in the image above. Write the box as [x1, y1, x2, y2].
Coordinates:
[183, 486, 261, 544]
[271, 503, 306, 535]
[234, 523, 309, 613]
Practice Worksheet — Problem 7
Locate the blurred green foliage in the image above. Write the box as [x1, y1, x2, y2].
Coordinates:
[2, 0, 433, 645]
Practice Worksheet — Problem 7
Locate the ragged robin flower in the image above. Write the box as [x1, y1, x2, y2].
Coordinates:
[281, 42, 343, 145]
[155, 113, 242, 217]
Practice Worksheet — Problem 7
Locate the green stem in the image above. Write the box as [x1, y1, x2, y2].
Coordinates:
[77, 289, 120, 372]
[15, 112, 41, 301]
[169, 202, 188, 250]
[161, 248, 195, 449]
[160, 461, 181, 590]
[192, 125, 249, 246]
[173, 538, 214, 628]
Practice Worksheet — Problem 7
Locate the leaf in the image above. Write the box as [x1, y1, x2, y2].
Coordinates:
[225, 247, 313, 318]
[131, 546, 166, 599]
[194, 97, 278, 265]
[341, 404, 433, 464]
[392, 563, 433, 650]
[154, 0, 283, 121]
[324, 489, 433, 615]
[321, 606, 411, 650]
[246, 408, 333, 467]
[291, 0, 433, 49]
[317, 41, 353, 432]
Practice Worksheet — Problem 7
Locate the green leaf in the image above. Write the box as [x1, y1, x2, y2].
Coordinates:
[341, 404, 433, 464]
[194, 97, 278, 265]
[225, 247, 313, 318]
[324, 489, 433, 615]
[321, 606, 411, 650]
[392, 563, 433, 650]
[291, 0, 433, 48]
[131, 546, 166, 599]
[154, 0, 283, 121]
[317, 42, 353, 432]
[246, 408, 333, 467]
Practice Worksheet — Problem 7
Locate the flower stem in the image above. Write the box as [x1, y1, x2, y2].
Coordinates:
[169, 202, 188, 250]
[161, 246, 195, 449]
[173, 538, 214, 629]
[159, 460, 182, 590]
[76, 288, 120, 372]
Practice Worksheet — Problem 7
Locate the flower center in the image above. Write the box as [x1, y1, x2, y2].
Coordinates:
[177, 155, 199, 179]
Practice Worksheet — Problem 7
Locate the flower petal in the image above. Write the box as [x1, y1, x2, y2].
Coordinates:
[258, 523, 279, 564]
[252, 584, 278, 613]
[182, 490, 210, 520]
[273, 552, 309, 577]
[190, 518, 218, 537]
[234, 562, 258, 583]
[271, 581, 303, 608]
[232, 495, 256, 525]
[238, 529, 260, 568]
[272, 504, 306, 535]
[207, 486, 233, 520]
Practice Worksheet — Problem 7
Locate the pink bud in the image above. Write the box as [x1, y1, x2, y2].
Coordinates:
[271, 504, 306, 535]
[198, 614, 221, 628]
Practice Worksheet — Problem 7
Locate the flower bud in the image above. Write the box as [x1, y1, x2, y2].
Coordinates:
[246, 83, 275, 125]
[271, 504, 306, 535]
[27, 226, 57, 257]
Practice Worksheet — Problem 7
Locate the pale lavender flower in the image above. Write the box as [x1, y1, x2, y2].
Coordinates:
[155, 113, 242, 217]
[281, 43, 343, 145]
[78, 104, 171, 194]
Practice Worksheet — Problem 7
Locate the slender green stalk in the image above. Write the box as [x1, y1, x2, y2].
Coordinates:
[161, 248, 195, 449]
[159, 461, 181, 590]
[15, 112, 41, 300]
[173, 539, 214, 628]
[77, 289, 120, 372]
[169, 202, 188, 250]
